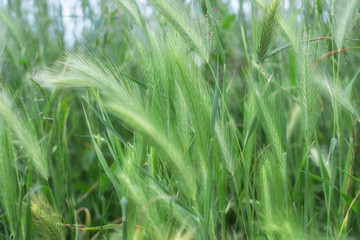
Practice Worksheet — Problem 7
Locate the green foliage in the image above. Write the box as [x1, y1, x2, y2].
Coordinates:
[0, 0, 360, 239]
[0, 123, 19, 236]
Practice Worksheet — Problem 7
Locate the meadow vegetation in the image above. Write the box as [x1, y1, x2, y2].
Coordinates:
[0, 0, 360, 239]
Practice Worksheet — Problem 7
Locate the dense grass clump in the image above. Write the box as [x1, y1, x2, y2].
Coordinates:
[0, 0, 360, 239]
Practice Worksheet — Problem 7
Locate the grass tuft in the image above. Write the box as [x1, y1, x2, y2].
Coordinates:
[1, 0, 360, 239]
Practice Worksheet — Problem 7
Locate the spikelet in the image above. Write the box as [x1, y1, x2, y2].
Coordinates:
[257, 0, 280, 63]
[334, 0, 360, 49]
[30, 192, 65, 240]
[149, 0, 209, 62]
[0, 89, 48, 179]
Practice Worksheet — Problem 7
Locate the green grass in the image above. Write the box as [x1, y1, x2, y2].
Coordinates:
[0, 0, 360, 239]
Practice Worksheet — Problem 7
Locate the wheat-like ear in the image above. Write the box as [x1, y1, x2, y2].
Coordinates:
[297, 40, 319, 147]
[112, 0, 142, 26]
[37, 51, 197, 199]
[36, 50, 131, 100]
[257, 0, 280, 63]
[149, 0, 209, 62]
[0, 90, 48, 179]
[272, 16, 319, 148]
[30, 192, 65, 240]
[107, 101, 196, 198]
[334, 0, 359, 49]
[245, 74, 284, 162]
[257, 150, 282, 239]
[315, 74, 359, 120]
[0, 9, 24, 52]
[258, 150, 305, 239]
